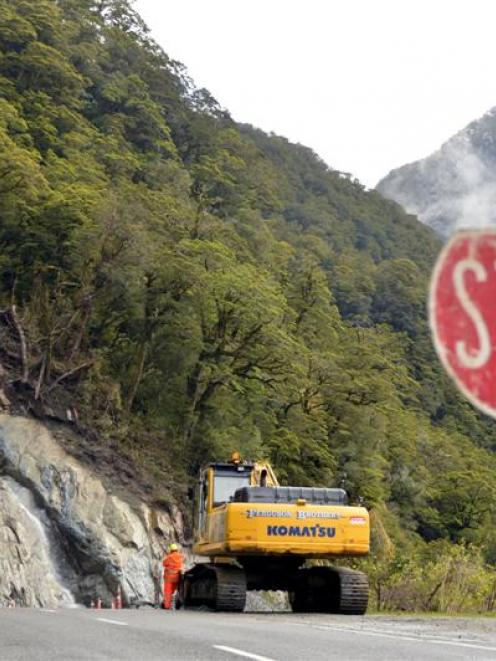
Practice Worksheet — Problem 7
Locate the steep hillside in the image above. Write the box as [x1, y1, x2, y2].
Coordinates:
[377, 108, 496, 239]
[1, 0, 496, 610]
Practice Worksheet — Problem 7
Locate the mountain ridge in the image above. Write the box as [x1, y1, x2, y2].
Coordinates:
[377, 107, 496, 238]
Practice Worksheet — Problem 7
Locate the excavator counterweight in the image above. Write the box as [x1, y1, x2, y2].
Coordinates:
[180, 454, 370, 614]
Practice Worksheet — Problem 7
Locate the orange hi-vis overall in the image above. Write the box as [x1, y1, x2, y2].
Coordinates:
[163, 551, 184, 609]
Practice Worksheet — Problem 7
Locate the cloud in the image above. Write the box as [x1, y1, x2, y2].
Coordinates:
[378, 110, 496, 238]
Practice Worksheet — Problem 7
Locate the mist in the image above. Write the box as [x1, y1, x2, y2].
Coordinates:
[377, 107, 496, 239]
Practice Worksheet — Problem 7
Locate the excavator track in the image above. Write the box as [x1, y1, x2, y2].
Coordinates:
[289, 566, 368, 615]
[214, 565, 247, 611]
[181, 563, 246, 612]
[335, 567, 369, 614]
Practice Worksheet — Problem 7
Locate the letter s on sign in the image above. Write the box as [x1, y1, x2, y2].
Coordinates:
[453, 259, 491, 369]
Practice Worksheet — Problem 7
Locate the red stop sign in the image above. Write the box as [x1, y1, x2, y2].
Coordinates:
[430, 229, 496, 418]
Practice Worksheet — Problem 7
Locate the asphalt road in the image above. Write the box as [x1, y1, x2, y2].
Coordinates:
[1, 608, 496, 661]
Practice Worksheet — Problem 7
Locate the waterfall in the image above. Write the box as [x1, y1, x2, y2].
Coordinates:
[3, 477, 76, 607]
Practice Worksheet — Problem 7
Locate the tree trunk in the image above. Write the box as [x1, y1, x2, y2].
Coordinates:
[125, 343, 147, 413]
[68, 296, 93, 362]
[9, 305, 28, 383]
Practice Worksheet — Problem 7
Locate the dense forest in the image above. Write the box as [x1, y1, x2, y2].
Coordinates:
[1, 0, 496, 612]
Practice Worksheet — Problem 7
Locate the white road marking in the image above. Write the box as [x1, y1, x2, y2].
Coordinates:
[309, 624, 496, 653]
[213, 645, 278, 661]
[95, 617, 128, 627]
[40, 609, 56, 613]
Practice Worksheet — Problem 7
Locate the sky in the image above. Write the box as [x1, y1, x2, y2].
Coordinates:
[136, 0, 496, 188]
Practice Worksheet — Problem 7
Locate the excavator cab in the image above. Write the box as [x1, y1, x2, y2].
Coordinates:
[196, 460, 253, 540]
[182, 452, 370, 614]
[195, 453, 280, 544]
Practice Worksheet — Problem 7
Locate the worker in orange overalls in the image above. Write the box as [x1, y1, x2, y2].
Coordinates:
[163, 543, 184, 610]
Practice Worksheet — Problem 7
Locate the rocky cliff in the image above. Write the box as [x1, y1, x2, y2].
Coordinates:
[377, 107, 496, 239]
[0, 415, 185, 608]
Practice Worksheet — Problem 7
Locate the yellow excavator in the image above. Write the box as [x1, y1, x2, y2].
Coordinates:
[179, 453, 370, 614]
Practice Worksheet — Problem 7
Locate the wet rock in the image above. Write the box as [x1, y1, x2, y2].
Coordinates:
[0, 477, 74, 608]
[0, 415, 183, 608]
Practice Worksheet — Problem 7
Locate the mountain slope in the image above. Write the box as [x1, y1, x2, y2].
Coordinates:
[0, 0, 496, 611]
[377, 108, 496, 238]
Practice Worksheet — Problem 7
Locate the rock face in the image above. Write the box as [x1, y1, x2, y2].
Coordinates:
[0, 415, 184, 608]
[377, 108, 496, 239]
[0, 477, 75, 608]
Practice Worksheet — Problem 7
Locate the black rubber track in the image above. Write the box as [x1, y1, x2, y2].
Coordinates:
[335, 567, 369, 615]
[289, 566, 369, 615]
[213, 565, 247, 612]
[181, 564, 246, 612]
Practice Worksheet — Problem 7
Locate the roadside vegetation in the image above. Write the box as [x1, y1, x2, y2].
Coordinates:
[0, 0, 495, 613]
